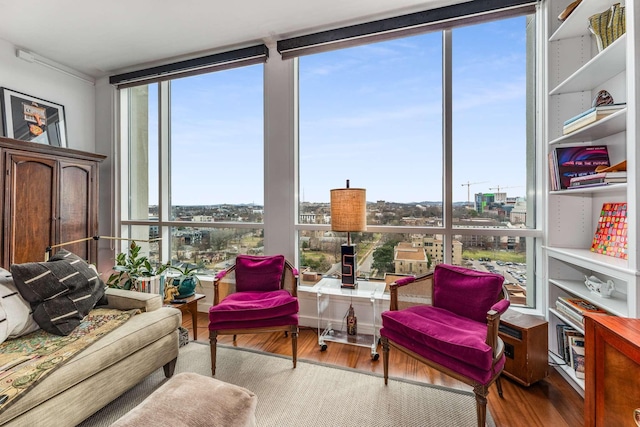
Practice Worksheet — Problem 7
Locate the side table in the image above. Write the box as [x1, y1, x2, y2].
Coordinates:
[309, 277, 388, 360]
[166, 293, 206, 340]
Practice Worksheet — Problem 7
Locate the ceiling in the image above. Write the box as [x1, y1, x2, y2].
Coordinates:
[0, 0, 466, 79]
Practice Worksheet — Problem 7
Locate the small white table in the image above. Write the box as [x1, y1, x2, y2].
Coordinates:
[309, 277, 388, 360]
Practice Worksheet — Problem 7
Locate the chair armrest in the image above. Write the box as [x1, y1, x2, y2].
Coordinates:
[388, 272, 433, 311]
[485, 299, 510, 358]
[213, 265, 237, 305]
[214, 270, 228, 281]
[104, 288, 163, 312]
[490, 299, 510, 316]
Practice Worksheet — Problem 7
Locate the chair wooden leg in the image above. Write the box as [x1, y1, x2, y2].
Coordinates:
[233, 334, 237, 341]
[495, 376, 504, 398]
[473, 384, 489, 427]
[381, 336, 390, 385]
[209, 330, 218, 376]
[291, 325, 298, 369]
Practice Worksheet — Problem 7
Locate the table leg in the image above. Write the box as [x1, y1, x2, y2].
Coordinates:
[190, 303, 198, 340]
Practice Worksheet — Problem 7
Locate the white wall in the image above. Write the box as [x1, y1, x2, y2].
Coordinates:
[0, 38, 96, 151]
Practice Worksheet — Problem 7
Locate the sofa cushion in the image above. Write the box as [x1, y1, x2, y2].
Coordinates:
[10, 250, 107, 336]
[235, 254, 285, 292]
[382, 305, 493, 371]
[0, 276, 39, 344]
[209, 289, 298, 330]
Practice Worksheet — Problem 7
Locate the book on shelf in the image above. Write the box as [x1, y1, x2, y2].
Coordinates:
[555, 324, 579, 362]
[550, 145, 610, 190]
[562, 103, 626, 135]
[569, 335, 586, 379]
[568, 171, 627, 188]
[557, 296, 608, 317]
[591, 202, 628, 259]
[555, 300, 585, 325]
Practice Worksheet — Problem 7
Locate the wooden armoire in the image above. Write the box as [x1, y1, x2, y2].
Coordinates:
[0, 136, 105, 268]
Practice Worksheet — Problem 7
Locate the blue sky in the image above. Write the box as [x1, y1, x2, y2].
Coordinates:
[150, 16, 527, 206]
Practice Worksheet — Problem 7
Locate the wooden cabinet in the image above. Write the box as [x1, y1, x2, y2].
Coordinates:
[543, 0, 640, 393]
[499, 309, 548, 387]
[0, 137, 105, 267]
[584, 313, 640, 427]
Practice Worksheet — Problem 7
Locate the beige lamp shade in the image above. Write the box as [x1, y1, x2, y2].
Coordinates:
[330, 188, 367, 232]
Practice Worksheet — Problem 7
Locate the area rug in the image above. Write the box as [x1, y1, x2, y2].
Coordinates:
[80, 342, 495, 427]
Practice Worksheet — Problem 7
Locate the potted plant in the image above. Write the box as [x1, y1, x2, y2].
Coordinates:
[107, 241, 170, 292]
[167, 262, 203, 298]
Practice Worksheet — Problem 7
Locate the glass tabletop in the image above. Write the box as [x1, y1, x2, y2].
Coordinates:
[312, 277, 387, 300]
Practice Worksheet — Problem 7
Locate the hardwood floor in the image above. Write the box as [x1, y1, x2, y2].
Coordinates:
[184, 313, 584, 427]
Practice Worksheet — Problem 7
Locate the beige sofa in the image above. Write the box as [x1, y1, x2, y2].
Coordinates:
[0, 288, 181, 427]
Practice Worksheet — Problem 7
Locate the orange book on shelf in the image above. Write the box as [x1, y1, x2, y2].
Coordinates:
[590, 202, 628, 259]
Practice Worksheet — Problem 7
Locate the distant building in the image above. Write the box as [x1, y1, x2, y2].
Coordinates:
[394, 235, 463, 273]
[474, 193, 495, 213]
[510, 199, 527, 224]
[423, 235, 463, 266]
[394, 242, 428, 275]
[192, 215, 213, 222]
[299, 213, 317, 224]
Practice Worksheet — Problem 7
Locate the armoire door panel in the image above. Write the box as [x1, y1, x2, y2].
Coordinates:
[6, 153, 57, 265]
[59, 161, 94, 261]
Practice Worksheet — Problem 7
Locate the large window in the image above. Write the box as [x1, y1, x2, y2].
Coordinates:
[117, 7, 541, 308]
[297, 15, 539, 306]
[121, 65, 264, 273]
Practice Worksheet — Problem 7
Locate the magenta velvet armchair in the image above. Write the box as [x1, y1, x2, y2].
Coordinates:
[380, 264, 509, 427]
[208, 254, 299, 375]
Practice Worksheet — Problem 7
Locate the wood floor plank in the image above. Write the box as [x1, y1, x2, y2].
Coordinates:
[185, 312, 583, 426]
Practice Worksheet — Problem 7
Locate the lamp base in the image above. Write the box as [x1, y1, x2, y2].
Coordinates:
[341, 282, 358, 289]
[341, 243, 357, 288]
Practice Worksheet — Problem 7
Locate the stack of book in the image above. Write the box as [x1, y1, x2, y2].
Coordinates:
[548, 145, 610, 190]
[568, 170, 627, 188]
[562, 103, 626, 135]
[555, 296, 608, 325]
[555, 324, 585, 379]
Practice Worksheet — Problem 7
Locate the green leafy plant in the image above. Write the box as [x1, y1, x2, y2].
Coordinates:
[107, 241, 170, 290]
[167, 262, 203, 297]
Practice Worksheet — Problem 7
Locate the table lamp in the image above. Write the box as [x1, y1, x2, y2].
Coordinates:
[330, 180, 366, 289]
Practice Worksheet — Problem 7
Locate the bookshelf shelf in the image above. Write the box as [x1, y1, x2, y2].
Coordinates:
[545, 246, 632, 276]
[549, 35, 626, 96]
[549, 308, 584, 334]
[548, 351, 585, 394]
[548, 108, 626, 145]
[549, 0, 622, 41]
[548, 278, 628, 317]
[549, 182, 626, 196]
[546, 0, 639, 395]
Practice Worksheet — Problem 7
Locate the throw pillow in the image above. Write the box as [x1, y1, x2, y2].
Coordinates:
[10, 250, 107, 336]
[235, 254, 285, 292]
[0, 276, 40, 344]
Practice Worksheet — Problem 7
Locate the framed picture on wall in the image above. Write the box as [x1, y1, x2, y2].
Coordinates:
[0, 88, 67, 147]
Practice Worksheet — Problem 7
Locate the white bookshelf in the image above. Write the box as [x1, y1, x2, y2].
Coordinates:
[543, 0, 639, 394]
